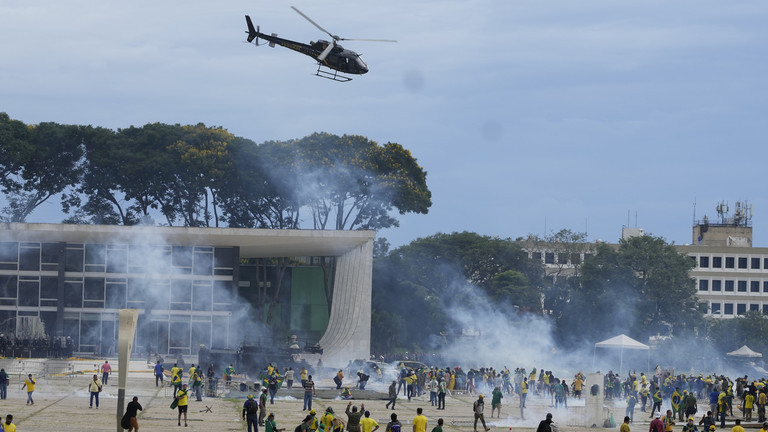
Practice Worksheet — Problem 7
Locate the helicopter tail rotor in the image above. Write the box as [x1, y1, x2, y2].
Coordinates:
[245, 15, 259, 43]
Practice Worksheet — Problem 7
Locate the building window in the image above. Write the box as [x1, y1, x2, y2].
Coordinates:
[713, 256, 722, 268]
[763, 304, 768, 315]
[752, 257, 761, 269]
[724, 303, 734, 315]
[737, 303, 747, 315]
[764, 281, 768, 293]
[532, 252, 542, 261]
[545, 252, 555, 264]
[699, 279, 709, 291]
[556, 254, 568, 265]
[699, 256, 710, 268]
[712, 280, 722, 291]
[738, 280, 747, 292]
[711, 303, 721, 315]
[738, 257, 748, 269]
[725, 280, 734, 292]
[752, 281, 761, 292]
[570, 253, 581, 265]
[765, 258, 768, 270]
[725, 257, 735, 268]
[750, 304, 760, 312]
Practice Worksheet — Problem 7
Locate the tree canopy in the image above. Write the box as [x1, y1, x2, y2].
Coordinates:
[0, 114, 431, 231]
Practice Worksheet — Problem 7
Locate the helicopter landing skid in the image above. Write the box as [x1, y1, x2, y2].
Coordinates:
[315, 64, 352, 82]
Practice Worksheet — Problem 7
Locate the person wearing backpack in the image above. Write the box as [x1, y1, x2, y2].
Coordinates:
[243, 394, 259, 432]
[385, 413, 401, 432]
[473, 394, 490, 432]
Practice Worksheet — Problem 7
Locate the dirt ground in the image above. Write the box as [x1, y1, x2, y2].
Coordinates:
[0, 359, 747, 432]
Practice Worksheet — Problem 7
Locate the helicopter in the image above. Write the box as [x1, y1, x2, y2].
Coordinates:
[245, 6, 396, 82]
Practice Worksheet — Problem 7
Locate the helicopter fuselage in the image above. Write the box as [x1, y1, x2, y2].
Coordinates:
[250, 30, 369, 75]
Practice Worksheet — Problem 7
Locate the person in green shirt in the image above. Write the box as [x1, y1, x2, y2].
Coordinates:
[491, 386, 503, 418]
[266, 413, 286, 432]
[430, 418, 443, 432]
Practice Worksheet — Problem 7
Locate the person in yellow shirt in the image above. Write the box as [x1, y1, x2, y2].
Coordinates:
[662, 410, 676, 432]
[361, 410, 380, 432]
[4, 414, 17, 432]
[620, 416, 631, 432]
[321, 407, 336, 432]
[176, 383, 189, 427]
[21, 373, 35, 405]
[573, 376, 584, 399]
[412, 408, 427, 432]
[746, 393, 755, 421]
[732, 419, 745, 432]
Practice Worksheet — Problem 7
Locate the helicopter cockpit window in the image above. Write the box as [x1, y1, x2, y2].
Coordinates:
[356, 57, 368, 70]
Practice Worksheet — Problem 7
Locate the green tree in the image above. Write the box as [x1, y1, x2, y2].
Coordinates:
[551, 235, 699, 348]
[371, 232, 545, 352]
[0, 118, 84, 222]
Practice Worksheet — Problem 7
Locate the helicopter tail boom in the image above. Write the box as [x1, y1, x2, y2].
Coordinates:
[245, 15, 258, 43]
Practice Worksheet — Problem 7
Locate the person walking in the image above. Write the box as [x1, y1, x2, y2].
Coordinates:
[175, 383, 190, 427]
[335, 370, 345, 390]
[88, 374, 103, 408]
[286, 368, 295, 389]
[386, 380, 397, 410]
[121, 396, 142, 432]
[650, 413, 665, 432]
[21, 373, 35, 405]
[473, 394, 490, 432]
[243, 394, 259, 432]
[258, 388, 268, 426]
[491, 386, 503, 418]
[101, 360, 112, 385]
[303, 375, 316, 411]
[154, 360, 164, 387]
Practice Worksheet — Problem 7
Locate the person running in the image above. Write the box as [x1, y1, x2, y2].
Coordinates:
[335, 370, 345, 390]
[21, 373, 35, 405]
[88, 374, 103, 408]
[176, 383, 189, 427]
[123, 396, 142, 432]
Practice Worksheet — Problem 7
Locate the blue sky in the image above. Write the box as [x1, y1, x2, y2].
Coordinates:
[2, 0, 767, 248]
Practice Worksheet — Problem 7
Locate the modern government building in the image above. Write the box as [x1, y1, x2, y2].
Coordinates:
[528, 201, 766, 320]
[0, 202, 761, 361]
[0, 223, 374, 364]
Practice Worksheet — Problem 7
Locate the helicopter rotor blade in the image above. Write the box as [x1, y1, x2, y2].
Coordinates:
[317, 42, 335, 61]
[337, 38, 398, 43]
[291, 6, 340, 41]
